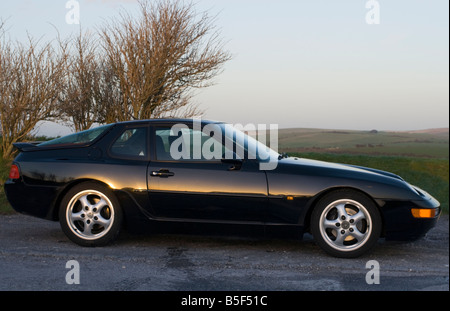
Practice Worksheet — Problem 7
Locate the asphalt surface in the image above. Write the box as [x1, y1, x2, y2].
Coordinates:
[0, 214, 448, 291]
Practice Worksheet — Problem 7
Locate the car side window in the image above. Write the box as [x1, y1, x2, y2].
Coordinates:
[110, 127, 147, 159]
[155, 127, 230, 162]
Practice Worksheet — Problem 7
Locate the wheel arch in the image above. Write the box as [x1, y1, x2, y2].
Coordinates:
[302, 186, 386, 236]
[49, 179, 114, 221]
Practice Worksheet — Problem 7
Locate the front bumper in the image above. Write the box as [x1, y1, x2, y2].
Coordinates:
[382, 198, 441, 241]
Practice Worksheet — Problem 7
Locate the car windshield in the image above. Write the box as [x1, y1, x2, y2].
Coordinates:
[38, 124, 113, 147]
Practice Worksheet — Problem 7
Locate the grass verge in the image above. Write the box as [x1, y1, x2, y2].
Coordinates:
[0, 157, 13, 214]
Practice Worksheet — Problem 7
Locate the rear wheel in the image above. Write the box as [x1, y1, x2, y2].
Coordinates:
[311, 190, 382, 258]
[59, 182, 123, 247]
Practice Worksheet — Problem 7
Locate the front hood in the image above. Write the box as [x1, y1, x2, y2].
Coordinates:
[275, 157, 404, 182]
[341, 164, 403, 181]
[268, 157, 430, 203]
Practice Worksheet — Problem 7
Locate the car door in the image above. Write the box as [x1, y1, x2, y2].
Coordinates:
[146, 122, 268, 223]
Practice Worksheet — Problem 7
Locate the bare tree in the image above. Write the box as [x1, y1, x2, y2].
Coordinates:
[58, 29, 104, 132]
[94, 61, 126, 125]
[1, 0, 231, 158]
[0, 37, 68, 159]
[100, 0, 231, 121]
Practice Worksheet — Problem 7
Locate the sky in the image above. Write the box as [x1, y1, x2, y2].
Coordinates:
[1, 0, 448, 136]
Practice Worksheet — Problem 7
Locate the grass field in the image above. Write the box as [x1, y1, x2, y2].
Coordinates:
[0, 127, 448, 214]
[278, 128, 449, 158]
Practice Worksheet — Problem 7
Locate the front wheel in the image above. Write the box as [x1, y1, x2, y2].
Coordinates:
[59, 182, 123, 247]
[311, 190, 382, 258]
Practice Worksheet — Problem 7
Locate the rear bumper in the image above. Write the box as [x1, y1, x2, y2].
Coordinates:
[4, 179, 59, 220]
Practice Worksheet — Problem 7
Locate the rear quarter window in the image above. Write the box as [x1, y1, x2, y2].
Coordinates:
[38, 124, 113, 147]
[109, 127, 148, 159]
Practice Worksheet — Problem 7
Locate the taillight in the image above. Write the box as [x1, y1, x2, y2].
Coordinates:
[9, 164, 20, 179]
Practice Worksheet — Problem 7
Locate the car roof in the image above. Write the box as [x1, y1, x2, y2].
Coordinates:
[115, 118, 224, 126]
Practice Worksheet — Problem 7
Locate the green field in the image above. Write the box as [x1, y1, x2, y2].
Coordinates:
[278, 128, 449, 158]
[1, 128, 448, 214]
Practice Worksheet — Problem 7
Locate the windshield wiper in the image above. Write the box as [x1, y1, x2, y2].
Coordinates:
[278, 152, 289, 160]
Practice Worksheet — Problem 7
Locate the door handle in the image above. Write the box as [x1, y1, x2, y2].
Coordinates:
[221, 158, 243, 171]
[150, 169, 175, 178]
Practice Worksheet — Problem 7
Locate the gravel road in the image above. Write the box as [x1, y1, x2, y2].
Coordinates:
[0, 214, 448, 291]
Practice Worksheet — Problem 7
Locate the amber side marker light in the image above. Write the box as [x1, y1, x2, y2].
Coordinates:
[411, 208, 438, 219]
[8, 164, 20, 179]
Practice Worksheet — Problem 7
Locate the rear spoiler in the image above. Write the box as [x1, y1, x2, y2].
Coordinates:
[12, 142, 43, 152]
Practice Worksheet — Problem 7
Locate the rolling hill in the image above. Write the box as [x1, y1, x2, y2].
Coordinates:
[277, 127, 449, 158]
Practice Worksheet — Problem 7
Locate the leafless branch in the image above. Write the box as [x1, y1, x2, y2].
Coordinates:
[99, 0, 231, 121]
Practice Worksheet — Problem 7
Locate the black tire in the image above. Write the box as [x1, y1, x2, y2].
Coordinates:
[310, 190, 382, 258]
[59, 182, 123, 247]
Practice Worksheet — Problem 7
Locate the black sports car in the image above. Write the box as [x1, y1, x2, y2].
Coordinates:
[4, 119, 440, 258]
